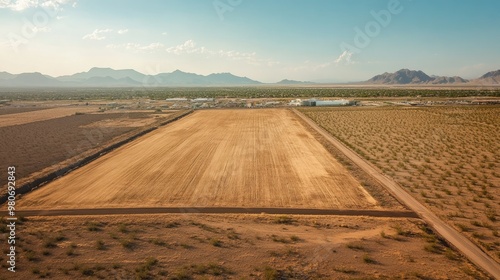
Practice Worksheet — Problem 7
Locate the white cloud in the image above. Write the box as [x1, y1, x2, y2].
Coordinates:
[106, 42, 164, 52]
[165, 40, 279, 66]
[0, 0, 38, 11]
[139, 42, 164, 50]
[0, 0, 76, 11]
[82, 28, 113, 40]
[334, 50, 355, 65]
[161, 32, 168, 36]
[166, 40, 198, 54]
[216, 49, 279, 67]
[117, 29, 128, 35]
[105, 39, 279, 67]
[41, 0, 71, 9]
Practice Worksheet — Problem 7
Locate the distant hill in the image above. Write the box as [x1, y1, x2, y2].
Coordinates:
[473, 70, 500, 84]
[0, 72, 61, 87]
[205, 72, 261, 85]
[276, 79, 314, 85]
[367, 69, 433, 84]
[153, 70, 261, 86]
[58, 67, 147, 83]
[153, 70, 206, 85]
[365, 69, 470, 85]
[365, 69, 473, 85]
[0, 72, 16, 80]
[430, 76, 469, 84]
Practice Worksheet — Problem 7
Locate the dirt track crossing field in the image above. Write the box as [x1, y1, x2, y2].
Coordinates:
[19, 109, 377, 210]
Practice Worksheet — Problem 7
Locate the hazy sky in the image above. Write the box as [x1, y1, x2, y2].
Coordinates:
[1, 0, 499, 82]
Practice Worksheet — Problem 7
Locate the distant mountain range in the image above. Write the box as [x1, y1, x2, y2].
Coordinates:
[364, 69, 500, 85]
[0, 68, 264, 87]
[0, 67, 498, 87]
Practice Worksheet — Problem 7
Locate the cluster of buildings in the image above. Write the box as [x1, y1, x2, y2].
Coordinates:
[288, 99, 357, 107]
[163, 97, 357, 109]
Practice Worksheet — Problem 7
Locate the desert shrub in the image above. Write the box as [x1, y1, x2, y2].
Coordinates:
[210, 238, 222, 247]
[290, 235, 302, 242]
[86, 221, 104, 232]
[96, 240, 106, 250]
[271, 235, 290, 244]
[170, 263, 232, 279]
[263, 266, 280, 280]
[120, 239, 135, 250]
[424, 243, 444, 254]
[333, 267, 358, 274]
[165, 221, 181, 228]
[25, 250, 39, 262]
[135, 257, 158, 280]
[362, 254, 377, 264]
[346, 243, 366, 251]
[118, 223, 128, 233]
[273, 215, 296, 225]
[81, 268, 94, 276]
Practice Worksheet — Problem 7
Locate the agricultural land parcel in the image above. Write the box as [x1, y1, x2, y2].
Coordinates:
[19, 109, 378, 210]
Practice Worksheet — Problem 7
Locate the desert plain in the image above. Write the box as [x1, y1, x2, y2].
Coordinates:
[0, 97, 498, 279]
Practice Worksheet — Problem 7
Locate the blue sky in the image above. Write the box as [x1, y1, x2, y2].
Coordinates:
[1, 0, 499, 82]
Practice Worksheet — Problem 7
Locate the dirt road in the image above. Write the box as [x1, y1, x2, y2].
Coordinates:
[293, 109, 500, 279]
[17, 207, 418, 218]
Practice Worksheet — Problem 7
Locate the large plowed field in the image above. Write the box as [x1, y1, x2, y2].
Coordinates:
[19, 109, 377, 209]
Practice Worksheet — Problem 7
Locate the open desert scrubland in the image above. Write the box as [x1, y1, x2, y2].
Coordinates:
[0, 214, 489, 280]
[19, 109, 379, 210]
[300, 106, 500, 263]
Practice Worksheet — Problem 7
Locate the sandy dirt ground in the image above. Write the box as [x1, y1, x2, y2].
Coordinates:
[0, 214, 488, 279]
[19, 109, 377, 210]
[0, 106, 99, 127]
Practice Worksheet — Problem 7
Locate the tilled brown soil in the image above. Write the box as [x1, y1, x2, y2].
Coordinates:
[19, 109, 379, 210]
[0, 112, 157, 180]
